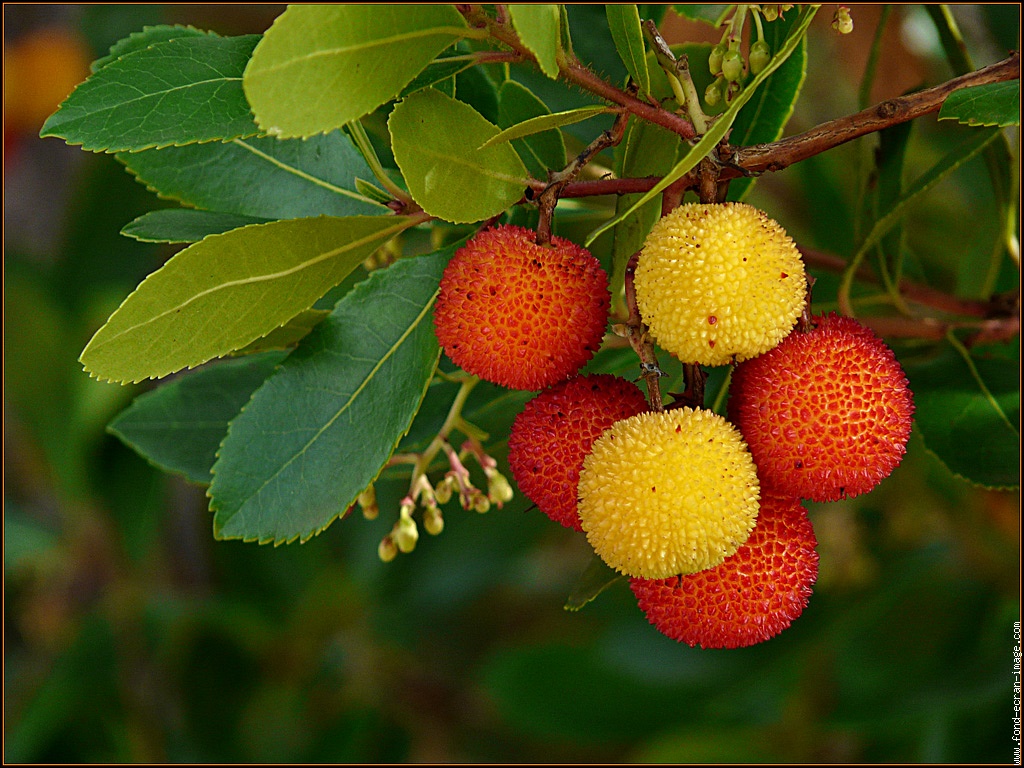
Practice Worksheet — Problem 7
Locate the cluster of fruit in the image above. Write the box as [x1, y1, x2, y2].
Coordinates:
[432, 203, 914, 649]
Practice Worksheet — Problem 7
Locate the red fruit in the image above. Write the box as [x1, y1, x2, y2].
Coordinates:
[728, 313, 914, 502]
[508, 374, 648, 531]
[433, 225, 610, 390]
[630, 493, 818, 649]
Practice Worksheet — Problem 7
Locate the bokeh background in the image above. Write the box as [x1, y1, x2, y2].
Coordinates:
[5, 4, 1020, 762]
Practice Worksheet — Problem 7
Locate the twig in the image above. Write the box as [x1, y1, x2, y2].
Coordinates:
[733, 52, 1020, 176]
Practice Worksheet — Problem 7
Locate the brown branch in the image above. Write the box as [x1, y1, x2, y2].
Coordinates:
[470, 6, 698, 142]
[559, 60, 698, 140]
[733, 51, 1020, 176]
[535, 112, 629, 245]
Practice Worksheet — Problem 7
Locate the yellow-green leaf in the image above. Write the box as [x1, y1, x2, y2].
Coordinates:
[389, 89, 530, 223]
[80, 215, 421, 383]
[244, 4, 470, 138]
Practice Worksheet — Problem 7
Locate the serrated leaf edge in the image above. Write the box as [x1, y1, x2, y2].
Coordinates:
[206, 289, 443, 546]
[79, 214, 418, 384]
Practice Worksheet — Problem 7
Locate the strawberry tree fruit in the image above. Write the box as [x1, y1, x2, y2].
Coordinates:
[433, 225, 610, 391]
[728, 312, 915, 502]
[508, 374, 649, 531]
[630, 492, 818, 649]
[635, 203, 807, 367]
[577, 407, 760, 579]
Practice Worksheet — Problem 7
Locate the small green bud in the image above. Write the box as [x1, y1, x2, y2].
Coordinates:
[357, 485, 378, 520]
[433, 477, 454, 505]
[749, 40, 771, 74]
[721, 49, 744, 83]
[761, 6, 779, 22]
[424, 506, 444, 536]
[486, 471, 514, 506]
[378, 536, 398, 563]
[832, 6, 853, 34]
[473, 494, 491, 514]
[394, 516, 419, 553]
[708, 43, 726, 76]
[704, 79, 723, 107]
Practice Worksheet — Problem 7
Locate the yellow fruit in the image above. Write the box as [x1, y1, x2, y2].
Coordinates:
[635, 202, 806, 366]
[577, 408, 760, 579]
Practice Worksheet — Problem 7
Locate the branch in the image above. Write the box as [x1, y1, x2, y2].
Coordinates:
[470, 6, 698, 141]
[733, 51, 1020, 175]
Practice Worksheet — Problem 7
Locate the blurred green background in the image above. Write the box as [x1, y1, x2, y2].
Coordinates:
[4, 4, 1020, 762]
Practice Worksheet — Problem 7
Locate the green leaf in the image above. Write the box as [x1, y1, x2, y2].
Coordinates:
[90, 24, 210, 72]
[839, 128, 1001, 305]
[121, 210, 271, 243]
[586, 5, 817, 246]
[479, 104, 610, 150]
[208, 248, 451, 544]
[727, 18, 808, 200]
[498, 80, 567, 177]
[243, 4, 470, 138]
[610, 116, 681, 301]
[108, 351, 287, 484]
[118, 131, 386, 220]
[40, 35, 261, 152]
[230, 310, 330, 356]
[509, 4, 561, 79]
[80, 215, 422, 383]
[399, 53, 478, 98]
[939, 81, 1021, 128]
[903, 337, 1019, 489]
[606, 5, 650, 96]
[564, 555, 624, 611]
[389, 89, 530, 224]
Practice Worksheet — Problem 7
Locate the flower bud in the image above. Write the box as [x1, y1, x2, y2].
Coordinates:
[749, 40, 771, 74]
[721, 49, 743, 83]
[704, 79, 723, 107]
[357, 485, 378, 520]
[832, 6, 853, 34]
[708, 43, 727, 76]
[378, 536, 398, 563]
[394, 516, 419, 553]
[424, 506, 444, 536]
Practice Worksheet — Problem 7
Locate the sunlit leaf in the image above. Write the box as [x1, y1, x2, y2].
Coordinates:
[209, 248, 451, 544]
[80, 215, 422, 383]
[479, 104, 611, 150]
[230, 310, 330, 356]
[389, 88, 529, 223]
[509, 4, 561, 79]
[108, 351, 287, 484]
[244, 4, 470, 138]
[119, 131, 386, 220]
[40, 35, 261, 151]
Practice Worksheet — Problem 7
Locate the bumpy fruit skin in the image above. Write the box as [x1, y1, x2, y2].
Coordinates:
[635, 202, 806, 366]
[630, 493, 818, 649]
[508, 374, 649, 531]
[578, 408, 760, 579]
[728, 313, 915, 502]
[433, 225, 610, 391]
